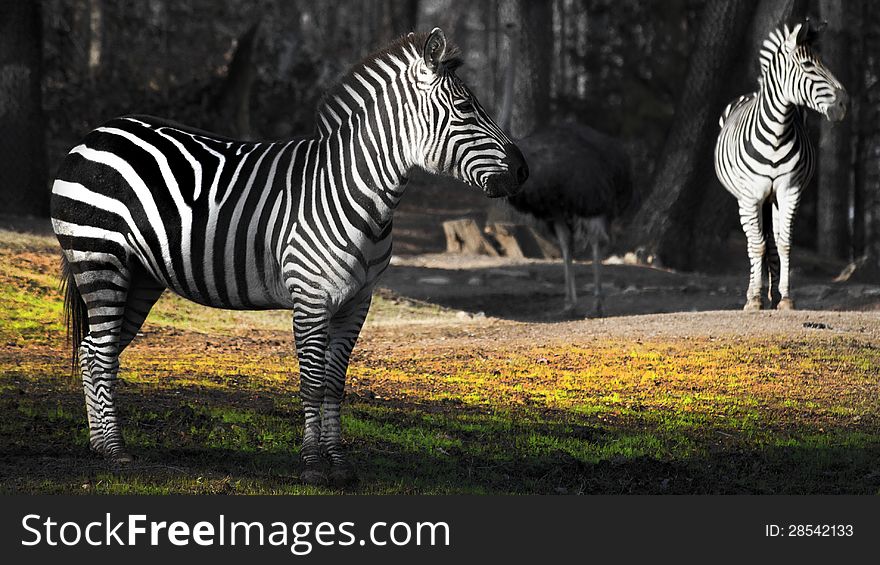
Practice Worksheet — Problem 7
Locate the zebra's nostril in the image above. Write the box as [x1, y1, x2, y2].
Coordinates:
[502, 143, 528, 185]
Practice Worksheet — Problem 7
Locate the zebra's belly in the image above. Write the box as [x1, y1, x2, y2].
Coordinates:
[164, 283, 293, 311]
[145, 250, 294, 311]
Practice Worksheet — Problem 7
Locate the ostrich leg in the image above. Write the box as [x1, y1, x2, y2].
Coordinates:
[590, 240, 604, 318]
[553, 221, 577, 314]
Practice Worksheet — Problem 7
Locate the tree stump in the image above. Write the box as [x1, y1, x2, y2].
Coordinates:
[443, 219, 499, 256]
[484, 222, 560, 259]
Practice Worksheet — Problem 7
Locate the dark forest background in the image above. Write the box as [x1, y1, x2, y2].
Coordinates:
[1, 0, 879, 278]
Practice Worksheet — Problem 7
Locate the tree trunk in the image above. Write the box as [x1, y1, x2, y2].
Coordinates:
[488, 0, 553, 225]
[213, 21, 261, 139]
[851, 1, 880, 278]
[816, 0, 852, 260]
[625, 0, 757, 269]
[382, 0, 418, 42]
[499, 0, 552, 139]
[0, 0, 48, 217]
[849, 0, 868, 260]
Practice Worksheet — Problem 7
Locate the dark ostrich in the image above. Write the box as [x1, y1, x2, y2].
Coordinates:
[494, 24, 635, 317]
[506, 123, 634, 316]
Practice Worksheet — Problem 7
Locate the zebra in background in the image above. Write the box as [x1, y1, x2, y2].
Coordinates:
[51, 28, 528, 487]
[715, 20, 847, 311]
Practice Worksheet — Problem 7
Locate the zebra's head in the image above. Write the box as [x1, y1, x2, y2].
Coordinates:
[411, 29, 528, 197]
[761, 21, 848, 122]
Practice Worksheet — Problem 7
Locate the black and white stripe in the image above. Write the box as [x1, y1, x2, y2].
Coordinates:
[714, 21, 847, 311]
[51, 29, 527, 486]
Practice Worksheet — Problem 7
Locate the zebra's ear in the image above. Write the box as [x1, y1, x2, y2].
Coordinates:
[784, 23, 803, 52]
[423, 28, 447, 72]
[803, 19, 826, 44]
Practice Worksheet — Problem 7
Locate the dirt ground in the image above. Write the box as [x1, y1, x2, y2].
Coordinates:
[2, 185, 879, 494]
[380, 253, 880, 323]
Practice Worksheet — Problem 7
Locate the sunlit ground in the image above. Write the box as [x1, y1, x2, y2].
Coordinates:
[1, 229, 878, 494]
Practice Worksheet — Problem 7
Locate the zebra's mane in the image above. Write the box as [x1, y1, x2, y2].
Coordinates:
[315, 32, 462, 133]
[758, 22, 819, 74]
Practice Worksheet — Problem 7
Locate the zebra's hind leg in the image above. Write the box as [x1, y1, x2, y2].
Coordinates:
[322, 291, 372, 487]
[738, 200, 766, 311]
[78, 285, 131, 463]
[78, 266, 163, 462]
[117, 272, 166, 353]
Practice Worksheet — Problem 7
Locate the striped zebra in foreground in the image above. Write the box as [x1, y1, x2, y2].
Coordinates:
[715, 21, 847, 311]
[51, 29, 528, 486]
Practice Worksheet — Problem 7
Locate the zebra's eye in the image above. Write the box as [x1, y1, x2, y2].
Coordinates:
[456, 99, 475, 113]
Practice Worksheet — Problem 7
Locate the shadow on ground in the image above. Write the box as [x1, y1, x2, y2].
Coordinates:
[380, 261, 880, 322]
[2, 385, 878, 495]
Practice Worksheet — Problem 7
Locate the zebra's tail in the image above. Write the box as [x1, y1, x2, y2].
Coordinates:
[60, 254, 88, 374]
[761, 199, 775, 274]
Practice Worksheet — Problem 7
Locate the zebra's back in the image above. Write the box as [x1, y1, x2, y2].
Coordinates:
[51, 115, 304, 310]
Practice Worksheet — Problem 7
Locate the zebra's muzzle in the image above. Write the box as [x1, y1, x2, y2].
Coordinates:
[825, 89, 848, 122]
[483, 143, 528, 197]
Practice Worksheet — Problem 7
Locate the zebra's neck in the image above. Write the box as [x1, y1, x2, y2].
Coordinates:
[311, 60, 420, 231]
[320, 116, 412, 228]
[752, 81, 799, 145]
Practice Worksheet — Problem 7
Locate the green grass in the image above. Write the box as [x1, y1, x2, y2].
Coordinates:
[1, 228, 879, 494]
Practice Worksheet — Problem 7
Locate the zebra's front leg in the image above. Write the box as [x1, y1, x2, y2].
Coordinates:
[738, 200, 766, 311]
[293, 312, 330, 486]
[773, 189, 801, 310]
[322, 291, 372, 487]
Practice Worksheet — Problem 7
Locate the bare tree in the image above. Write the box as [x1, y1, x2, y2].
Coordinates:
[850, 0, 880, 279]
[381, 0, 419, 42]
[625, 0, 757, 269]
[0, 0, 47, 216]
[816, 0, 852, 259]
[498, 0, 552, 138]
[213, 21, 261, 139]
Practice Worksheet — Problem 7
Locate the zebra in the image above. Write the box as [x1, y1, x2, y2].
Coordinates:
[714, 20, 847, 311]
[50, 28, 528, 487]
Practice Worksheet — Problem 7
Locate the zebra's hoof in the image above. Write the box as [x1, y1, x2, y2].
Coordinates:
[743, 299, 762, 311]
[109, 452, 134, 464]
[300, 467, 328, 487]
[776, 298, 795, 311]
[328, 464, 358, 488]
